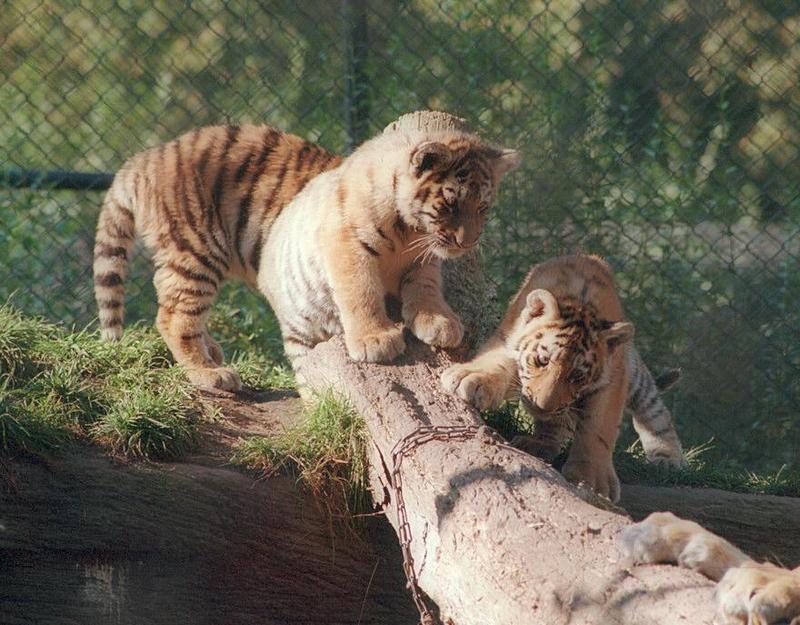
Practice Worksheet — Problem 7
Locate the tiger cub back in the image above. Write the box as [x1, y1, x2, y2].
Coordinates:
[441, 254, 686, 502]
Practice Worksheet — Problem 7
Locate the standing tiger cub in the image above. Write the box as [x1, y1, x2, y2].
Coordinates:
[441, 254, 686, 502]
[94, 112, 520, 390]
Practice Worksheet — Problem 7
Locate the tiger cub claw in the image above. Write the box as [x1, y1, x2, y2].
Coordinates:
[440, 364, 506, 411]
[186, 366, 242, 391]
[346, 325, 406, 363]
[410, 310, 464, 348]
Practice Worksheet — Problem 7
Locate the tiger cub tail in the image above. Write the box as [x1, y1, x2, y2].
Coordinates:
[93, 173, 136, 340]
[626, 346, 687, 468]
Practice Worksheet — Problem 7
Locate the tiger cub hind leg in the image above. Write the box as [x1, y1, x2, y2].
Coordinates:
[153, 266, 241, 392]
[626, 347, 687, 468]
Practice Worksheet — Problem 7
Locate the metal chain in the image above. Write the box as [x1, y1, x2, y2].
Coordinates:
[390, 424, 511, 625]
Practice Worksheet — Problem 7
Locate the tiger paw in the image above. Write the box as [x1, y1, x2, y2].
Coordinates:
[409, 309, 464, 348]
[618, 512, 748, 581]
[562, 456, 621, 503]
[441, 363, 507, 410]
[346, 325, 406, 363]
[641, 437, 688, 469]
[717, 562, 800, 625]
[186, 366, 242, 391]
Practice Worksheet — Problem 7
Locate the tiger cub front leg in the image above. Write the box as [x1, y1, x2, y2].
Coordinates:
[326, 234, 405, 363]
[562, 381, 626, 502]
[441, 337, 516, 410]
[619, 512, 750, 581]
[401, 260, 464, 348]
[621, 512, 800, 625]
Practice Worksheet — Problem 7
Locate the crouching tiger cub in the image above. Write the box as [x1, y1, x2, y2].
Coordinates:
[621, 512, 800, 624]
[94, 112, 520, 390]
[441, 254, 685, 502]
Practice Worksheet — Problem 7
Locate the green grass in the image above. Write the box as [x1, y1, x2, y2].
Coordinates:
[615, 441, 800, 498]
[0, 303, 203, 458]
[0, 301, 293, 460]
[483, 401, 800, 498]
[3, 295, 796, 501]
[231, 389, 369, 520]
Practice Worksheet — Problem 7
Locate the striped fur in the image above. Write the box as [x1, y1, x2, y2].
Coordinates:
[94, 122, 520, 390]
[441, 254, 686, 502]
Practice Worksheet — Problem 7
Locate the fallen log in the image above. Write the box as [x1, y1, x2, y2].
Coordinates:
[0, 447, 416, 625]
[296, 336, 721, 625]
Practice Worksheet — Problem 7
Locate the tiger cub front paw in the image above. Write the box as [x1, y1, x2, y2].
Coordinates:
[441, 363, 507, 411]
[717, 562, 800, 625]
[562, 456, 621, 503]
[409, 309, 464, 348]
[346, 325, 406, 363]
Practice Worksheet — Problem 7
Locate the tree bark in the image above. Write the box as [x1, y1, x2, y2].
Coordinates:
[296, 336, 721, 625]
[0, 448, 416, 625]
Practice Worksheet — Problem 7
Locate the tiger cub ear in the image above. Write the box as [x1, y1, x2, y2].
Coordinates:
[410, 141, 453, 175]
[524, 288, 559, 322]
[484, 146, 522, 177]
[601, 321, 634, 349]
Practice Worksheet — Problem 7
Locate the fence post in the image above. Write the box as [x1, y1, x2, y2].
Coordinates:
[342, 0, 370, 153]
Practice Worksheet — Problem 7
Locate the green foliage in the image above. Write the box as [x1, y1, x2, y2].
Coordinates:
[232, 390, 369, 519]
[92, 373, 197, 459]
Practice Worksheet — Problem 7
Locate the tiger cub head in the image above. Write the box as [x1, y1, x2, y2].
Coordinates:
[398, 138, 521, 259]
[511, 289, 634, 416]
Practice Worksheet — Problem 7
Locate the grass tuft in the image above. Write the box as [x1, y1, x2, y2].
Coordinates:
[615, 440, 800, 497]
[93, 382, 197, 459]
[232, 389, 369, 520]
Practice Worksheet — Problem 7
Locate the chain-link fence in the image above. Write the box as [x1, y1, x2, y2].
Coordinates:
[1, 1, 798, 471]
